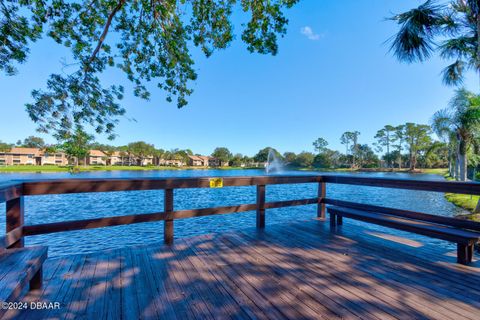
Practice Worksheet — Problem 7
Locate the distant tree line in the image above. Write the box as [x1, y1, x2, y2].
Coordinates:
[256, 122, 443, 172]
[1, 90, 479, 176]
[253, 94, 479, 181]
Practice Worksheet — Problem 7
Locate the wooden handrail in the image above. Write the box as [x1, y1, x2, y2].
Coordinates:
[0, 175, 477, 198]
[21, 175, 321, 195]
[321, 175, 480, 195]
[2, 174, 480, 248]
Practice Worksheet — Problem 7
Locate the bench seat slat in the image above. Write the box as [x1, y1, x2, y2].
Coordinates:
[328, 206, 480, 245]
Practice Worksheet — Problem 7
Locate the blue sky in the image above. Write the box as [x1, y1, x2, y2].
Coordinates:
[0, 0, 478, 156]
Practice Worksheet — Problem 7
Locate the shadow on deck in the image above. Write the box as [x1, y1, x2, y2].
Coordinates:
[5, 219, 480, 320]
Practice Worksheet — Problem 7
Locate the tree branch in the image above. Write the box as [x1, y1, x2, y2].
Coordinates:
[87, 0, 126, 68]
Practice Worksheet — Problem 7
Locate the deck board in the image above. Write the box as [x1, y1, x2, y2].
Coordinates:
[4, 219, 480, 320]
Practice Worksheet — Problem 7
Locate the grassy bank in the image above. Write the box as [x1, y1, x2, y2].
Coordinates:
[445, 193, 479, 212]
[443, 175, 480, 220]
[0, 165, 259, 173]
[445, 193, 480, 221]
[419, 168, 448, 175]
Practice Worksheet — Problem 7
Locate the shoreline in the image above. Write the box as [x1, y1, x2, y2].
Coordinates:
[0, 165, 448, 175]
[443, 175, 480, 220]
[0, 165, 449, 175]
[0, 165, 262, 173]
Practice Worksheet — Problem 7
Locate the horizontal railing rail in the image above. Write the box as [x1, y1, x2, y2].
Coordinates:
[1, 175, 480, 249]
[20, 175, 321, 195]
[22, 198, 320, 237]
[321, 175, 480, 195]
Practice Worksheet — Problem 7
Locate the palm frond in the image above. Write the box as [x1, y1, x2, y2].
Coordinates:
[466, 0, 480, 16]
[388, 0, 445, 62]
[458, 106, 480, 131]
[431, 108, 453, 139]
[450, 88, 474, 110]
[439, 36, 476, 59]
[441, 60, 465, 85]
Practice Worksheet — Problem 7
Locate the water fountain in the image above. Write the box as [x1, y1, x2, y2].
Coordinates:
[265, 148, 284, 174]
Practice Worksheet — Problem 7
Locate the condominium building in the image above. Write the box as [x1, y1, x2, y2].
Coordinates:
[187, 155, 225, 167]
[0, 148, 68, 166]
[0, 147, 227, 167]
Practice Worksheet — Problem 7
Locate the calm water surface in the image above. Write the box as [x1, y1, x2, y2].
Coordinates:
[0, 169, 468, 257]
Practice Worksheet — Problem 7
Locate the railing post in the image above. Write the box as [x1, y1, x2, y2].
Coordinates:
[317, 182, 326, 220]
[6, 196, 24, 248]
[164, 189, 174, 245]
[256, 185, 265, 229]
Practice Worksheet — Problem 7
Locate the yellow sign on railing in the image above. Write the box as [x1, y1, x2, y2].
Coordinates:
[209, 178, 223, 188]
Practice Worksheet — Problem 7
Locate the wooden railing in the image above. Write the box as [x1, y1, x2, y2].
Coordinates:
[2, 175, 480, 249]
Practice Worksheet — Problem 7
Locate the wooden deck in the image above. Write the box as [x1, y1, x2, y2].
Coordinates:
[5, 219, 480, 320]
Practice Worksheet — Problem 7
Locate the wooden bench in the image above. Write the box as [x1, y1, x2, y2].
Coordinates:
[0, 246, 48, 317]
[327, 205, 480, 265]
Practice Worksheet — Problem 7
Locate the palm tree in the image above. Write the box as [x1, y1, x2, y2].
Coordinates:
[431, 89, 480, 181]
[390, 1, 480, 85]
[152, 149, 165, 166]
[432, 112, 458, 177]
[118, 149, 128, 166]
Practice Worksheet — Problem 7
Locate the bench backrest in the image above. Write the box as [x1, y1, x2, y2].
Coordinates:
[324, 199, 480, 232]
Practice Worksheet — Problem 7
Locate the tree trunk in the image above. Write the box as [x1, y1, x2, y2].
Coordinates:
[458, 139, 467, 181]
[454, 152, 460, 180]
[474, 199, 480, 213]
[458, 153, 467, 181]
[448, 158, 452, 177]
[409, 149, 415, 170]
[386, 140, 390, 168]
[352, 144, 356, 169]
[477, 6, 480, 79]
[448, 148, 453, 177]
[453, 138, 460, 180]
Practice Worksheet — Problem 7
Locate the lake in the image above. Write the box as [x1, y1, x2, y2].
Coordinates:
[0, 169, 468, 257]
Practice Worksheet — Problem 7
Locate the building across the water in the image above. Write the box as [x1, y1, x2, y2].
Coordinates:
[158, 159, 186, 167]
[0, 147, 227, 167]
[187, 155, 227, 167]
[0, 147, 68, 166]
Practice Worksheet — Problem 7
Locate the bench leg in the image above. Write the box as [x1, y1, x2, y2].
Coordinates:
[457, 244, 474, 265]
[30, 266, 43, 290]
[336, 215, 343, 226]
[330, 213, 336, 227]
